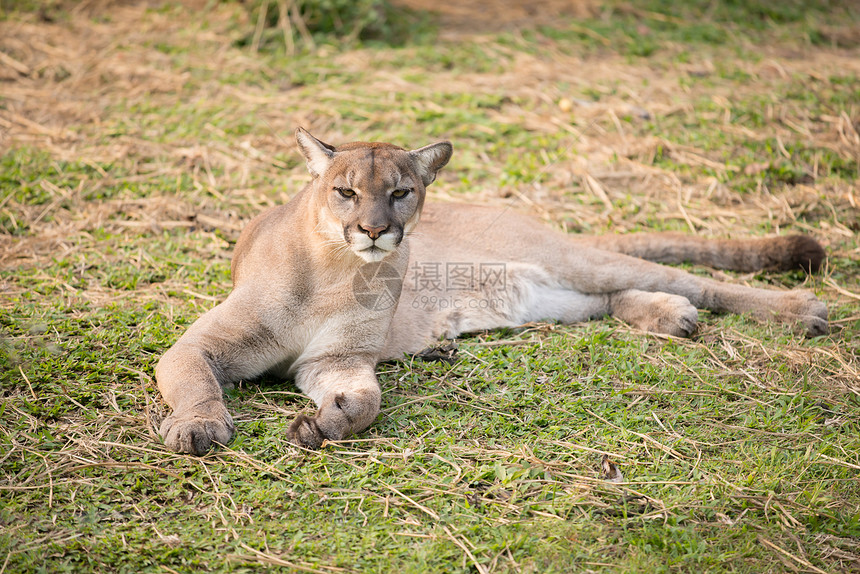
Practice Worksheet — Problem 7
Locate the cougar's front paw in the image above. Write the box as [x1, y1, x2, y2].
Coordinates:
[159, 401, 234, 455]
[286, 414, 326, 449]
[286, 389, 380, 449]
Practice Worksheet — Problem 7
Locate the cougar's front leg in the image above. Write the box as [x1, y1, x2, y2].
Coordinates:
[287, 356, 381, 449]
[156, 292, 276, 455]
[156, 344, 235, 455]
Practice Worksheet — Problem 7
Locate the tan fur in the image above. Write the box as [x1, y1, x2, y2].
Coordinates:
[156, 130, 828, 454]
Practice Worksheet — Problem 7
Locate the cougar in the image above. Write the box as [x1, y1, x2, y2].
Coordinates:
[156, 128, 827, 455]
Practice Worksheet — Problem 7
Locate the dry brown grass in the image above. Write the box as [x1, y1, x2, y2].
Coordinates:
[2, 2, 858, 263]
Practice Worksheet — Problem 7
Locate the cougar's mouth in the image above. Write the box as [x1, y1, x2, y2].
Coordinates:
[350, 228, 401, 262]
[355, 244, 391, 263]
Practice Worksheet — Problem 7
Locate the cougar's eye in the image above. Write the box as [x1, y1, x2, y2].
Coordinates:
[392, 188, 412, 199]
[334, 187, 355, 198]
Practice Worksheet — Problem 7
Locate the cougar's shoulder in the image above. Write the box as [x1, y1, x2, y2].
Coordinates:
[230, 192, 311, 288]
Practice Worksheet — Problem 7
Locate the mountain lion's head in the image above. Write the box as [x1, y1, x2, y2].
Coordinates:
[296, 128, 452, 263]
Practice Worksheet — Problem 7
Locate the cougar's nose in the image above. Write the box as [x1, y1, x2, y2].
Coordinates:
[358, 224, 389, 240]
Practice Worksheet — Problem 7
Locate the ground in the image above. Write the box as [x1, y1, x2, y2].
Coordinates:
[1, 0, 859, 572]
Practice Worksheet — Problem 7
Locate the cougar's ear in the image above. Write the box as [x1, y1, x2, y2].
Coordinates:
[295, 127, 336, 178]
[409, 141, 452, 186]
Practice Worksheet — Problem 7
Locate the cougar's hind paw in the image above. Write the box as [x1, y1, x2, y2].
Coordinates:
[656, 301, 699, 338]
[641, 293, 699, 338]
[780, 291, 828, 337]
[803, 315, 829, 337]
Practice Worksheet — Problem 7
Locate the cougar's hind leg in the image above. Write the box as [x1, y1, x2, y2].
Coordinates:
[156, 288, 281, 455]
[548, 247, 827, 336]
[436, 262, 613, 336]
[506, 267, 699, 337]
[403, 263, 698, 339]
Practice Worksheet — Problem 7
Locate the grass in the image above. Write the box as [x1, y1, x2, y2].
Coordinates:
[2, 0, 860, 572]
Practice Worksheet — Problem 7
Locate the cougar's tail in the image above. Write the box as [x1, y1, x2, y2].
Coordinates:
[574, 233, 825, 273]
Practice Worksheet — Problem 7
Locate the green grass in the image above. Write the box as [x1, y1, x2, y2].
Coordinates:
[2, 1, 859, 572]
